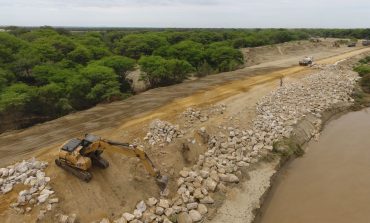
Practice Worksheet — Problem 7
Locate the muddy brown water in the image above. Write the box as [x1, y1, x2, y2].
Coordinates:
[258, 108, 370, 223]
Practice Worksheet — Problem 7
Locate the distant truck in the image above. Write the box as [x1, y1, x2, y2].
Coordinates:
[362, 40, 370, 46]
[347, 42, 356, 47]
[299, 56, 313, 66]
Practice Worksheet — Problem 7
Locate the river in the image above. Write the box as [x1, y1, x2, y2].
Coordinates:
[258, 108, 370, 223]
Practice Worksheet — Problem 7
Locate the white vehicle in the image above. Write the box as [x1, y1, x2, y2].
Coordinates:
[362, 40, 370, 46]
[299, 56, 313, 66]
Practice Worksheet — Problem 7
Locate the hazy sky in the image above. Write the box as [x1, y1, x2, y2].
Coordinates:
[0, 0, 369, 28]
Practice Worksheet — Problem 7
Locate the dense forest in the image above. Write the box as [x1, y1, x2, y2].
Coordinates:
[0, 27, 369, 131]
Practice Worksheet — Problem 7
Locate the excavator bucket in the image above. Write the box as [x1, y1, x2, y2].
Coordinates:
[156, 174, 169, 192]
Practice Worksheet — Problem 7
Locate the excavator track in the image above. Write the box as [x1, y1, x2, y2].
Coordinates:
[55, 159, 92, 182]
[90, 154, 109, 169]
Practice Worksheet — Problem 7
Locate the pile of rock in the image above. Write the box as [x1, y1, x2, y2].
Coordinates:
[182, 104, 226, 125]
[0, 158, 58, 215]
[209, 104, 227, 115]
[144, 119, 184, 145]
[98, 66, 358, 223]
[106, 196, 208, 223]
[182, 107, 205, 123]
[253, 66, 357, 145]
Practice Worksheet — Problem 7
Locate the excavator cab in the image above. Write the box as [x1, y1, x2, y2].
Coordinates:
[61, 134, 98, 153]
[61, 138, 82, 152]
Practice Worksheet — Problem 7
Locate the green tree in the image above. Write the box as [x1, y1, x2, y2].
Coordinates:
[66, 75, 92, 109]
[138, 56, 167, 86]
[31, 35, 76, 62]
[87, 46, 111, 60]
[19, 27, 59, 42]
[205, 46, 244, 72]
[155, 40, 205, 68]
[68, 45, 92, 65]
[197, 61, 214, 77]
[94, 55, 136, 92]
[189, 31, 224, 44]
[74, 32, 110, 59]
[0, 83, 35, 112]
[165, 59, 195, 83]
[50, 35, 76, 55]
[270, 30, 296, 43]
[0, 68, 15, 90]
[165, 32, 190, 44]
[0, 32, 27, 65]
[11, 48, 41, 82]
[33, 41, 62, 62]
[115, 34, 169, 59]
[34, 83, 72, 116]
[0, 45, 14, 65]
[32, 64, 77, 85]
[139, 56, 194, 87]
[232, 38, 247, 48]
[71, 65, 122, 106]
[96, 56, 136, 75]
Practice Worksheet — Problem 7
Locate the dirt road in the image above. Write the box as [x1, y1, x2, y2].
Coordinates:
[0, 41, 369, 222]
[0, 44, 368, 166]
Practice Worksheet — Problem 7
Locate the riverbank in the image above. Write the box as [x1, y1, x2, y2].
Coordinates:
[257, 106, 370, 223]
[208, 57, 364, 223]
[252, 102, 352, 223]
[253, 55, 370, 223]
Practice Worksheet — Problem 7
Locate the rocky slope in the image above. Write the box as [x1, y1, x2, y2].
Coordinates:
[96, 64, 358, 223]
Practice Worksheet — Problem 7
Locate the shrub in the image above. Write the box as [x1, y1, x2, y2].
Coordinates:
[354, 65, 370, 77]
[359, 56, 370, 64]
[360, 74, 370, 93]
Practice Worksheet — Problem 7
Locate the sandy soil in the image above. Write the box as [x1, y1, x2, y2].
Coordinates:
[0, 41, 368, 222]
[206, 162, 278, 223]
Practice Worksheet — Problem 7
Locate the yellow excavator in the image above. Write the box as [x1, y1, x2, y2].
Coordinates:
[55, 134, 168, 191]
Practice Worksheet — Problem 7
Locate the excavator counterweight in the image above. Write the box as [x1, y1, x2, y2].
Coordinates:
[55, 134, 168, 191]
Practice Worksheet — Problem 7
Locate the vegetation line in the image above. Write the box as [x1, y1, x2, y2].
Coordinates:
[0, 27, 369, 132]
[353, 55, 370, 107]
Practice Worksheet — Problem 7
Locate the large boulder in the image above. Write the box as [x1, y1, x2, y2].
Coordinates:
[126, 69, 150, 93]
[147, 197, 158, 207]
[189, 210, 202, 222]
[177, 212, 193, 223]
[205, 178, 217, 192]
[122, 213, 135, 221]
[158, 199, 170, 209]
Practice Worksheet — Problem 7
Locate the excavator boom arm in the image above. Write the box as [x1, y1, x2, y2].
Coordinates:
[82, 140, 159, 177]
